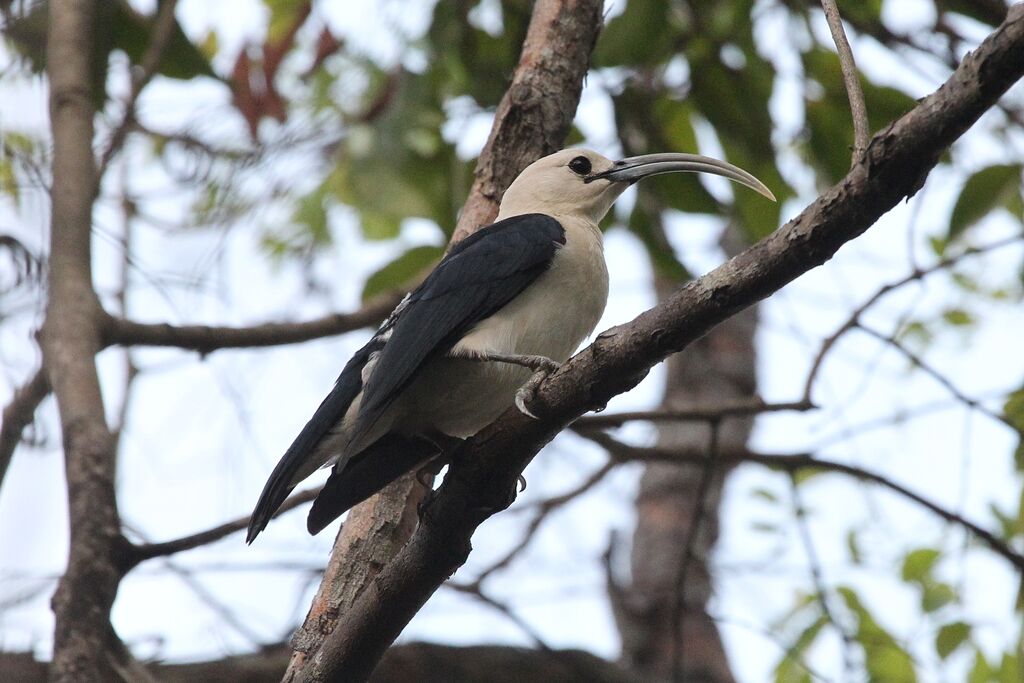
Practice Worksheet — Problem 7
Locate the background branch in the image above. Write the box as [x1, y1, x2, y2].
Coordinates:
[0, 367, 49, 496]
[103, 293, 399, 354]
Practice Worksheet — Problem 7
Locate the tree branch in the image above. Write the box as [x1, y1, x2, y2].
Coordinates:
[819, 0, 869, 161]
[97, 0, 181, 176]
[303, 7, 1024, 679]
[128, 486, 321, 565]
[102, 293, 399, 355]
[802, 234, 1024, 402]
[0, 366, 49, 497]
[576, 397, 813, 429]
[583, 429, 1024, 573]
[41, 1, 145, 679]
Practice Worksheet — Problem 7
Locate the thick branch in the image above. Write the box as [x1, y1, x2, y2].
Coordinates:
[308, 8, 1024, 679]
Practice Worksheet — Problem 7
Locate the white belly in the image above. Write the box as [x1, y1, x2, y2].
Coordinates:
[397, 219, 609, 437]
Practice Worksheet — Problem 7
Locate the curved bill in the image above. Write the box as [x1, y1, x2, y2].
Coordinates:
[587, 152, 776, 201]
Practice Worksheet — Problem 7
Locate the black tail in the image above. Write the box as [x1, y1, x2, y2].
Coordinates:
[246, 342, 378, 544]
[307, 433, 440, 535]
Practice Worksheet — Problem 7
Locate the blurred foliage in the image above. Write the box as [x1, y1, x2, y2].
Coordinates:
[1, 0, 1022, 679]
[2, 0, 217, 107]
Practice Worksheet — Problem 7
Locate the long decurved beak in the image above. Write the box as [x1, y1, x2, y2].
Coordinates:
[587, 152, 776, 201]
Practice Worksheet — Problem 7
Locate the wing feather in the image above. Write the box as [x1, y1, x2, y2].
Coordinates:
[353, 213, 564, 442]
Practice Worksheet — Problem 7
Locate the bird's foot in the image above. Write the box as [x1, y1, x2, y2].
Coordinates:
[463, 351, 560, 375]
[514, 363, 559, 419]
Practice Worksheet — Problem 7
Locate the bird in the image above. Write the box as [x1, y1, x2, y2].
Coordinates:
[246, 148, 774, 542]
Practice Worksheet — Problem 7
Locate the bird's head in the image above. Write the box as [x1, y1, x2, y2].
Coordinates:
[497, 148, 775, 225]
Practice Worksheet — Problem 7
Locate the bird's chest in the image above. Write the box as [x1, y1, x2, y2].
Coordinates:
[457, 222, 609, 361]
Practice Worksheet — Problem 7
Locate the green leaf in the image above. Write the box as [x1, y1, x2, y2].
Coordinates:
[361, 245, 443, 302]
[792, 467, 826, 485]
[0, 158, 18, 204]
[774, 615, 826, 683]
[1002, 388, 1024, 434]
[935, 621, 971, 659]
[846, 529, 863, 565]
[593, 0, 676, 67]
[949, 165, 1023, 242]
[922, 582, 956, 613]
[941, 308, 974, 326]
[626, 200, 691, 283]
[997, 653, 1020, 683]
[264, 0, 311, 43]
[969, 649, 996, 683]
[838, 586, 917, 683]
[901, 548, 940, 582]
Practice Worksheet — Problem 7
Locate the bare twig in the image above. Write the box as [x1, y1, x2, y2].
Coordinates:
[102, 293, 399, 355]
[802, 234, 1024, 402]
[446, 582, 552, 650]
[582, 430, 1024, 572]
[98, 0, 181, 177]
[671, 420, 721, 682]
[819, 0, 870, 161]
[0, 367, 50, 497]
[858, 324, 1017, 431]
[788, 475, 856, 679]
[130, 486, 321, 565]
[474, 461, 617, 584]
[576, 397, 813, 429]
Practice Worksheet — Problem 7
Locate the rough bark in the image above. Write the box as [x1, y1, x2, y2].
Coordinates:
[283, 473, 426, 680]
[284, 1, 604, 680]
[302, 6, 1024, 680]
[40, 0, 142, 680]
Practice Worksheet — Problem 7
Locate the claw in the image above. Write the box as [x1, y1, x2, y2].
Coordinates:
[516, 386, 540, 419]
[517, 474, 527, 492]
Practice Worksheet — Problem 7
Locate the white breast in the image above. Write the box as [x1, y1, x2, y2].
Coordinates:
[397, 216, 609, 438]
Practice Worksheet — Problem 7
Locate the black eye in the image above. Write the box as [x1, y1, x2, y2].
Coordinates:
[568, 156, 592, 176]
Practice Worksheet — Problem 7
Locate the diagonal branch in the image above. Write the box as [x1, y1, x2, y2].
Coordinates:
[97, 0, 182, 177]
[303, 7, 1024, 679]
[0, 366, 49, 497]
[128, 486, 321, 566]
[819, 0, 869, 161]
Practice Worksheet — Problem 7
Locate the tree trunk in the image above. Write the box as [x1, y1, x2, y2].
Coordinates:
[614, 220, 754, 683]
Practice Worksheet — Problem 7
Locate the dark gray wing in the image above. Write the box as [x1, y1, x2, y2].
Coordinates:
[351, 212, 565, 445]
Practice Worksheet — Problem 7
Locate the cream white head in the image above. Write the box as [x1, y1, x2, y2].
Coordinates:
[497, 148, 775, 225]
